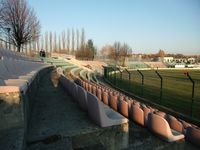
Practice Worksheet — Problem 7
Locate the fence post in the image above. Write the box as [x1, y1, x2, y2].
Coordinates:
[116, 67, 122, 81]
[125, 69, 131, 89]
[137, 69, 144, 96]
[186, 72, 195, 117]
[125, 69, 131, 81]
[155, 70, 163, 104]
[111, 67, 116, 85]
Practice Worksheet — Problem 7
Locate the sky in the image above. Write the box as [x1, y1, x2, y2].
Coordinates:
[28, 0, 200, 55]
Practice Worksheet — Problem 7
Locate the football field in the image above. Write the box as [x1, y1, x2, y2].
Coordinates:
[109, 69, 200, 120]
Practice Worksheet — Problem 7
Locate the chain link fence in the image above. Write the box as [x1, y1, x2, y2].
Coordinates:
[104, 66, 200, 121]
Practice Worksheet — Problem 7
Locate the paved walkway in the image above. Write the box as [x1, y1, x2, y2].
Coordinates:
[26, 70, 104, 149]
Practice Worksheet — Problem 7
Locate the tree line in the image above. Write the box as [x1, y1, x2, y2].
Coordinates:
[0, 0, 96, 60]
[38, 28, 96, 60]
[31, 28, 86, 54]
[101, 42, 132, 66]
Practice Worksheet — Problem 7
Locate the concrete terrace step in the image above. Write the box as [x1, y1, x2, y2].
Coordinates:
[26, 70, 127, 149]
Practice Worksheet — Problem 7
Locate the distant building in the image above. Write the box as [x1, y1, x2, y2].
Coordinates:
[158, 57, 174, 63]
[174, 58, 187, 63]
[187, 57, 196, 64]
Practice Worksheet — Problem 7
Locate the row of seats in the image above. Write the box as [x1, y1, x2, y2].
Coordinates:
[57, 69, 128, 127]
[0, 49, 51, 93]
[57, 59, 200, 147]
[144, 62, 167, 68]
[0, 48, 34, 61]
[76, 75, 200, 146]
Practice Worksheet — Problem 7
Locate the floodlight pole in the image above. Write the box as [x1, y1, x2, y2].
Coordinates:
[155, 70, 163, 104]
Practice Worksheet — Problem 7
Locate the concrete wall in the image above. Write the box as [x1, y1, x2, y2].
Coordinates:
[0, 66, 53, 149]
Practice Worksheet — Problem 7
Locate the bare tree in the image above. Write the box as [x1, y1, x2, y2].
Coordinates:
[101, 44, 114, 59]
[49, 31, 52, 53]
[0, 0, 41, 52]
[76, 29, 79, 51]
[45, 31, 48, 52]
[67, 29, 70, 53]
[105, 42, 132, 66]
[61, 30, 66, 51]
[120, 43, 132, 66]
[53, 31, 57, 52]
[112, 42, 121, 65]
[58, 34, 61, 52]
[36, 37, 40, 52]
[80, 28, 85, 50]
[157, 49, 165, 57]
[71, 28, 75, 54]
[41, 35, 44, 49]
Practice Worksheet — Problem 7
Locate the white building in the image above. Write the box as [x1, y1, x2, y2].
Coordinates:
[187, 57, 196, 63]
[158, 57, 174, 62]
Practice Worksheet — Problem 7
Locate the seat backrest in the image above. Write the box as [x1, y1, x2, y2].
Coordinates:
[148, 113, 172, 138]
[110, 95, 118, 111]
[154, 111, 166, 118]
[0, 78, 5, 86]
[103, 91, 109, 105]
[166, 115, 184, 133]
[87, 92, 102, 125]
[185, 127, 200, 147]
[77, 85, 88, 111]
[120, 100, 128, 118]
[59, 75, 69, 91]
[143, 107, 151, 126]
[132, 105, 144, 126]
[92, 86, 97, 96]
[97, 89, 102, 101]
[71, 82, 78, 100]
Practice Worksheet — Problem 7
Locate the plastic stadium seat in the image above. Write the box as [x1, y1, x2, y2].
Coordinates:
[71, 82, 78, 101]
[179, 119, 192, 129]
[133, 101, 140, 107]
[119, 95, 125, 101]
[166, 115, 184, 133]
[77, 85, 88, 111]
[154, 111, 166, 118]
[97, 88, 102, 101]
[125, 99, 133, 117]
[110, 95, 118, 111]
[147, 113, 184, 142]
[140, 103, 146, 110]
[185, 127, 200, 147]
[143, 107, 151, 126]
[85, 82, 89, 91]
[102, 91, 109, 105]
[88, 84, 92, 93]
[87, 92, 128, 127]
[59, 75, 69, 91]
[92, 86, 97, 96]
[83, 81, 86, 89]
[131, 105, 144, 126]
[119, 100, 129, 118]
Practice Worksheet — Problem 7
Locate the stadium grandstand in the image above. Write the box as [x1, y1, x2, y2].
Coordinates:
[0, 49, 199, 149]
